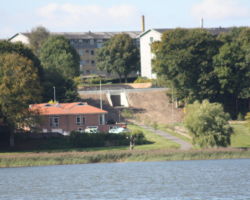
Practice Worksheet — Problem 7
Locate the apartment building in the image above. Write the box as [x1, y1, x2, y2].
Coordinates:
[9, 31, 141, 77]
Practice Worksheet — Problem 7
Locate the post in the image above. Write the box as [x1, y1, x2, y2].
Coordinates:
[100, 80, 102, 109]
[171, 85, 174, 123]
[142, 15, 145, 32]
[53, 86, 56, 102]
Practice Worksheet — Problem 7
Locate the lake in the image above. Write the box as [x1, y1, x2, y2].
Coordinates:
[0, 159, 249, 200]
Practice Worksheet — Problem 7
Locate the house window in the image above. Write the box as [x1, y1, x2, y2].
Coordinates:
[90, 50, 94, 55]
[76, 115, 85, 125]
[91, 60, 95, 65]
[50, 116, 59, 128]
[99, 114, 105, 125]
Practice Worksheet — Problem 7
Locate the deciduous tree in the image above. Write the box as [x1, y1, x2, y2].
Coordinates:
[184, 100, 233, 148]
[96, 33, 139, 82]
[39, 35, 80, 78]
[0, 53, 42, 147]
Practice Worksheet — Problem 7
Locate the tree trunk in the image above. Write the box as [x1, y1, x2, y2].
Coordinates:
[124, 74, 128, 83]
[9, 131, 15, 148]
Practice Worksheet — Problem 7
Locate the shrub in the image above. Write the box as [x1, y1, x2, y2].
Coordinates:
[134, 77, 152, 83]
[245, 112, 250, 128]
[121, 109, 134, 119]
[184, 100, 233, 148]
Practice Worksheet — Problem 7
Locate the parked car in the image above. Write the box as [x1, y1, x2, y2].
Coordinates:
[84, 127, 98, 133]
[109, 127, 129, 134]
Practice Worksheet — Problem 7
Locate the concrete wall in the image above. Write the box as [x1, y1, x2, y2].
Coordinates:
[140, 30, 162, 79]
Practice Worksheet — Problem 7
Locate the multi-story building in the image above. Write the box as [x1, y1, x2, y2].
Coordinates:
[9, 31, 141, 77]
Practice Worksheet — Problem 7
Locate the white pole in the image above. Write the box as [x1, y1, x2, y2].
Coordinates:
[100, 80, 102, 109]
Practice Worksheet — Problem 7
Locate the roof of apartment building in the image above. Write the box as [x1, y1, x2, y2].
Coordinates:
[10, 31, 141, 41]
[30, 102, 107, 116]
[139, 27, 237, 37]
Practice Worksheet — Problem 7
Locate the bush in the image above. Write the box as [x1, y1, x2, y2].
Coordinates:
[121, 109, 134, 119]
[245, 112, 250, 128]
[184, 100, 233, 148]
[134, 77, 152, 83]
[69, 131, 147, 148]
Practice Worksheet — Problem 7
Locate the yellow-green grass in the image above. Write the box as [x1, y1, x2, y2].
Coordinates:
[231, 123, 250, 148]
[1, 148, 250, 168]
[127, 124, 180, 150]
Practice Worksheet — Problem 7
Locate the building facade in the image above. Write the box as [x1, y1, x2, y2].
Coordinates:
[9, 31, 141, 77]
[29, 102, 108, 135]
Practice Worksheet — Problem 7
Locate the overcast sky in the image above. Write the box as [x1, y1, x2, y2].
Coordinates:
[1, 0, 250, 38]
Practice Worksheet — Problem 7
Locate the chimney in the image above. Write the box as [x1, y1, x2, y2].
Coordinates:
[201, 18, 204, 28]
[142, 15, 145, 32]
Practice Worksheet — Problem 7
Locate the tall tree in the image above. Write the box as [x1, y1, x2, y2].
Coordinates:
[96, 33, 139, 82]
[213, 28, 250, 115]
[39, 35, 80, 78]
[0, 53, 42, 147]
[152, 28, 221, 103]
[29, 26, 50, 56]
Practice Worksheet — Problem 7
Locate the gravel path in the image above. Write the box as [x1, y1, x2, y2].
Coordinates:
[138, 124, 192, 150]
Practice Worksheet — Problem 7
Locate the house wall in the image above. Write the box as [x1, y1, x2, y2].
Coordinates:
[40, 113, 108, 135]
[10, 34, 29, 45]
[140, 30, 162, 79]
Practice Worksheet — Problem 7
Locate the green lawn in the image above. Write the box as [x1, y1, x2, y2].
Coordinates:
[231, 123, 250, 148]
[128, 124, 180, 150]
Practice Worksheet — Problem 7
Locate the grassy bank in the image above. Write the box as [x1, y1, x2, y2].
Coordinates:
[0, 148, 249, 168]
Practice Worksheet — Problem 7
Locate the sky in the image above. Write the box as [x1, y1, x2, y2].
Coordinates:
[1, 0, 250, 38]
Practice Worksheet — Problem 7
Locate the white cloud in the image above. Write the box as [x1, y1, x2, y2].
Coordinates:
[191, 0, 250, 20]
[36, 3, 139, 30]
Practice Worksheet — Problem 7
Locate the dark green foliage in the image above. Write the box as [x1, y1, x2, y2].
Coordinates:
[69, 131, 147, 148]
[153, 28, 220, 102]
[39, 35, 80, 78]
[0, 40, 43, 79]
[96, 33, 139, 82]
[153, 28, 250, 116]
[42, 69, 80, 102]
[184, 100, 233, 148]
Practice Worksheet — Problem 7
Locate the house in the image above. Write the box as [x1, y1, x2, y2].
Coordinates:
[139, 27, 233, 79]
[29, 102, 108, 135]
[9, 31, 141, 77]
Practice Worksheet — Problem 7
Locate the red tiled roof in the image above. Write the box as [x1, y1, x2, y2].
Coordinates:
[30, 102, 107, 116]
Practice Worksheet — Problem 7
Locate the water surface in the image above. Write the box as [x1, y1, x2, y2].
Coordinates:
[0, 159, 249, 200]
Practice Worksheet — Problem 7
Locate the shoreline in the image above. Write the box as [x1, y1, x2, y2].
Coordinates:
[0, 148, 249, 168]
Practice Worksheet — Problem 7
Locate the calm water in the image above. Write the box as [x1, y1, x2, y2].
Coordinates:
[0, 159, 250, 200]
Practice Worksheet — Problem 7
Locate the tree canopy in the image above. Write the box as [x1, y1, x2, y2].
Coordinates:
[39, 35, 80, 78]
[0, 53, 42, 146]
[184, 100, 233, 148]
[152, 28, 250, 116]
[28, 26, 50, 56]
[96, 33, 139, 82]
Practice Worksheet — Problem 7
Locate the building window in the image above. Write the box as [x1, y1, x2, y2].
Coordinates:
[76, 115, 85, 125]
[86, 50, 89, 53]
[90, 50, 94, 55]
[99, 114, 105, 125]
[91, 60, 95, 65]
[50, 116, 59, 128]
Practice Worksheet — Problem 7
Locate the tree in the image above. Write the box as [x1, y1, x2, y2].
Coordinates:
[39, 35, 80, 78]
[0, 53, 42, 147]
[0, 40, 43, 78]
[213, 28, 250, 116]
[184, 100, 233, 148]
[96, 33, 139, 82]
[152, 28, 221, 103]
[42, 68, 80, 103]
[29, 26, 50, 56]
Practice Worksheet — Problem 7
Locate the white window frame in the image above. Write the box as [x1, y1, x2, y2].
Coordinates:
[50, 116, 59, 128]
[76, 115, 85, 125]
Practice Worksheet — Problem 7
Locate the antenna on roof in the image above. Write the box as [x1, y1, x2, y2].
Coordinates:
[201, 18, 204, 28]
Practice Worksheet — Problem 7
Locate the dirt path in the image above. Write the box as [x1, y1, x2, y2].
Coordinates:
[138, 124, 192, 150]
